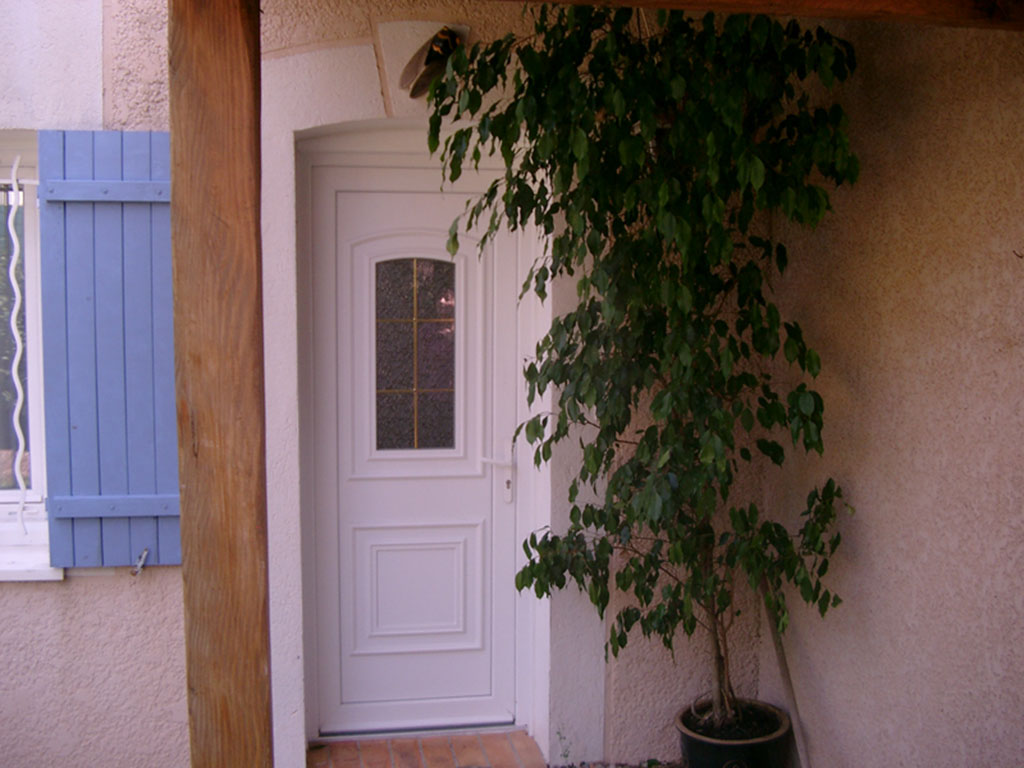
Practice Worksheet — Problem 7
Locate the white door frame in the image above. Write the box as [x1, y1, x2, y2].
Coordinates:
[295, 121, 552, 742]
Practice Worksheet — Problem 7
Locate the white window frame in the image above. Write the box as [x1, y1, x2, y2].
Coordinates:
[0, 131, 59, 581]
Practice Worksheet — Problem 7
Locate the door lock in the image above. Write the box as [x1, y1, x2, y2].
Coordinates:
[481, 456, 515, 503]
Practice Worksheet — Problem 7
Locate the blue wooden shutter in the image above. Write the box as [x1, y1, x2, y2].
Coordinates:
[39, 130, 180, 567]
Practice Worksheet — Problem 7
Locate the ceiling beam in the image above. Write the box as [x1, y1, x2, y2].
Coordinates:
[168, 1, 273, 766]
[500, 1, 1024, 30]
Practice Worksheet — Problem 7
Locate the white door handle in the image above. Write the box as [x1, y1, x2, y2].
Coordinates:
[481, 456, 514, 467]
[481, 456, 514, 503]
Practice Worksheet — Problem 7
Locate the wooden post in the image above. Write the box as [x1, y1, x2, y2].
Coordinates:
[493, 0, 1024, 30]
[168, 2, 272, 766]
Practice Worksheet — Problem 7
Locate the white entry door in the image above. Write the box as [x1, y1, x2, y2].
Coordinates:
[309, 159, 519, 734]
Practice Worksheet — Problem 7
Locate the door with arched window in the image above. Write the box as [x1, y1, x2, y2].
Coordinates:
[308, 158, 519, 734]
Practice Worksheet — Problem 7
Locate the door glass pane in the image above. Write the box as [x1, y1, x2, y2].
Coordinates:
[375, 258, 455, 450]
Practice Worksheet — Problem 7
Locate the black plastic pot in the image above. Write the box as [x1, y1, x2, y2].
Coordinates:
[674, 699, 791, 768]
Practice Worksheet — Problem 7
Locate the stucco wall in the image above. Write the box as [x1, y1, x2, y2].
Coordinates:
[103, 0, 170, 130]
[260, 0, 525, 55]
[0, 568, 188, 767]
[602, 567, 763, 763]
[0, 0, 103, 129]
[757, 20, 1024, 768]
[0, 3, 186, 767]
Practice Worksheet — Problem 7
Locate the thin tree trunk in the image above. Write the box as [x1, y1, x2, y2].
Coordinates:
[708, 608, 727, 726]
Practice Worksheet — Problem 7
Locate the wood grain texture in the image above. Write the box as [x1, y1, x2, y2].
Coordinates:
[168, 1, 271, 766]
[493, 0, 1024, 29]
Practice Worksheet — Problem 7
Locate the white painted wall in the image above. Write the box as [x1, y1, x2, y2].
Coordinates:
[261, 42, 385, 766]
[0, 0, 103, 129]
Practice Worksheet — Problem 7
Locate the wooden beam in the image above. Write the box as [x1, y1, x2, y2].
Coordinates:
[168, 2, 273, 767]
[500, 0, 1024, 30]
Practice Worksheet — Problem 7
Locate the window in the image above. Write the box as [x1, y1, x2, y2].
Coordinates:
[0, 130, 178, 575]
[0, 132, 59, 580]
[375, 257, 456, 450]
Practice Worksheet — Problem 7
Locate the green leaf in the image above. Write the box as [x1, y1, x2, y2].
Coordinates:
[756, 439, 785, 466]
[740, 409, 754, 431]
[784, 336, 799, 363]
[572, 127, 589, 161]
[807, 349, 822, 377]
[446, 220, 460, 256]
[749, 155, 766, 191]
[699, 441, 716, 465]
[537, 131, 555, 160]
[798, 391, 815, 416]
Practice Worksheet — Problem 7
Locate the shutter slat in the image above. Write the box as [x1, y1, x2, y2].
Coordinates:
[64, 133, 102, 564]
[158, 516, 181, 564]
[39, 132, 75, 567]
[152, 131, 170, 179]
[152, 165, 177, 500]
[123, 136, 157, 495]
[153, 195, 180, 563]
[124, 131, 178, 565]
[74, 518, 102, 567]
[131, 518, 159, 565]
[42, 130, 179, 568]
[94, 133, 132, 564]
[102, 516, 131, 565]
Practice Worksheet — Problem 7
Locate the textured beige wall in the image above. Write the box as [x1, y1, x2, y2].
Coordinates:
[103, 0, 169, 130]
[603, 586, 763, 763]
[757, 20, 1024, 768]
[260, 0, 525, 54]
[0, 568, 188, 767]
[0, 3, 187, 767]
[603, 18, 1024, 767]
[0, 0, 103, 129]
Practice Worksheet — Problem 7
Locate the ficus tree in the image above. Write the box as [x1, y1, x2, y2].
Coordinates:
[429, 5, 857, 732]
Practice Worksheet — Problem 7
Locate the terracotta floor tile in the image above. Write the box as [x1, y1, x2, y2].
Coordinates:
[478, 733, 520, 768]
[307, 744, 331, 768]
[391, 738, 424, 768]
[330, 741, 362, 768]
[508, 731, 545, 768]
[360, 740, 393, 768]
[308, 731, 545, 768]
[420, 736, 456, 768]
[450, 734, 488, 767]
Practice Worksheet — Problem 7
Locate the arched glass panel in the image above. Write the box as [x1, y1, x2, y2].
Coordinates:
[375, 258, 455, 450]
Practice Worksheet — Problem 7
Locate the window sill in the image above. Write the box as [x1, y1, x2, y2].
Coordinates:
[0, 544, 64, 581]
[0, 516, 63, 582]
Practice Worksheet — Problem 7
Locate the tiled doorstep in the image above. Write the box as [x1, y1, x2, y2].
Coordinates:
[308, 730, 547, 768]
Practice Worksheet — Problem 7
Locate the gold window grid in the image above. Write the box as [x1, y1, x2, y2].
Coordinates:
[375, 257, 456, 450]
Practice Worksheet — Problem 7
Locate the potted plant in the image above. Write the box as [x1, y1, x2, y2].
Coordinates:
[428, 6, 857, 765]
